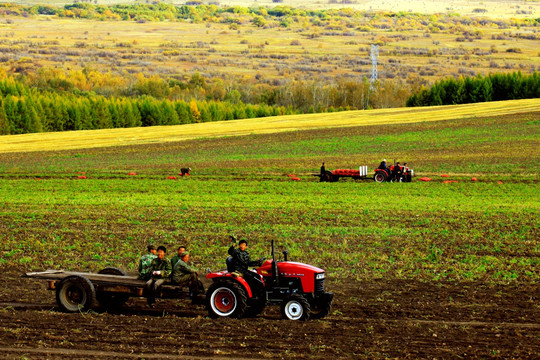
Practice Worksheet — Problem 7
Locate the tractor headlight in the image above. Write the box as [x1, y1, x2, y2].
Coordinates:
[316, 273, 325, 280]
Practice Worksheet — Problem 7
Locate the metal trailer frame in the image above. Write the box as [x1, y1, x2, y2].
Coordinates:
[23, 269, 198, 312]
[315, 165, 372, 182]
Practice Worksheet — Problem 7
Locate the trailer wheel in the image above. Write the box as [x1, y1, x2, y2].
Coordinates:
[96, 267, 130, 310]
[374, 172, 387, 183]
[281, 294, 311, 321]
[56, 275, 96, 313]
[206, 282, 248, 319]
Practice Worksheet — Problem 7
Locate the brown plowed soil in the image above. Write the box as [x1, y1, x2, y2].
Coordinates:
[0, 271, 538, 359]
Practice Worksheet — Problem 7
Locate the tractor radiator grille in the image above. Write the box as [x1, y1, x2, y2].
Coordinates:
[315, 278, 325, 293]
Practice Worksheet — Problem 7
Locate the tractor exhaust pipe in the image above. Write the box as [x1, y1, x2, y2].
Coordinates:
[271, 239, 279, 286]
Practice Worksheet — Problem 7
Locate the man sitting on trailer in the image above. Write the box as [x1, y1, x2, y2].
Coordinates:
[145, 246, 172, 306]
[170, 245, 187, 269]
[172, 252, 202, 295]
[138, 244, 157, 280]
[228, 239, 264, 295]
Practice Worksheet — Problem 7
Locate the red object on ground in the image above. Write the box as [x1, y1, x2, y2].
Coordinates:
[167, 176, 177, 180]
[443, 180, 459, 184]
[418, 177, 432, 182]
[77, 176, 87, 179]
[287, 174, 294, 177]
[441, 174, 449, 178]
[291, 177, 301, 181]
[498, 181, 503, 184]
[471, 177, 477, 182]
[128, 172, 137, 176]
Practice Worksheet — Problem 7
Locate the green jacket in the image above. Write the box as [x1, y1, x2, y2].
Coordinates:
[170, 254, 181, 269]
[138, 253, 157, 280]
[172, 259, 197, 283]
[148, 257, 171, 279]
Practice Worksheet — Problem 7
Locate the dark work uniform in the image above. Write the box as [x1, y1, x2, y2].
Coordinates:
[320, 164, 326, 175]
[228, 246, 264, 296]
[145, 257, 171, 305]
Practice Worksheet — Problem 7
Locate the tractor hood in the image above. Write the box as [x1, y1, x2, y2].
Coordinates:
[278, 261, 324, 275]
[258, 260, 324, 276]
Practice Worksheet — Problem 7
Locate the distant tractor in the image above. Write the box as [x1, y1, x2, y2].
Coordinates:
[317, 164, 414, 183]
[374, 164, 414, 183]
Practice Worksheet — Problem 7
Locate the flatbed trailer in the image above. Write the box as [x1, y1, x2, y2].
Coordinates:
[23, 268, 199, 313]
[315, 166, 372, 182]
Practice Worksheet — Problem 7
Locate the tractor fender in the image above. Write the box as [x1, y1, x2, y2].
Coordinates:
[208, 273, 253, 298]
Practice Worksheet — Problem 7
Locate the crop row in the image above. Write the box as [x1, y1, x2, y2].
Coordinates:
[0, 178, 537, 282]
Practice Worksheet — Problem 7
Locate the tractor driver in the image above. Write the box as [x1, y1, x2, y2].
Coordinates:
[228, 239, 264, 294]
[378, 159, 388, 171]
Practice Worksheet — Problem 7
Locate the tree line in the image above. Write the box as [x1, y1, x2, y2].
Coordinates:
[406, 72, 540, 107]
[0, 77, 306, 135]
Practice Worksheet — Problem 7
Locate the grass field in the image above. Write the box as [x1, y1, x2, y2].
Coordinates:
[1, 98, 538, 153]
[1, 4, 538, 92]
[0, 105, 538, 284]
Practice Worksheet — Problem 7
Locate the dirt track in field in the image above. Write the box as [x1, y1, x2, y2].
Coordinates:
[0, 271, 538, 359]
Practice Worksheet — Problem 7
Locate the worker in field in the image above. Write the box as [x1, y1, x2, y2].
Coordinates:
[180, 167, 191, 176]
[172, 252, 203, 296]
[393, 162, 402, 182]
[320, 162, 326, 175]
[228, 238, 264, 294]
[170, 245, 187, 269]
[137, 244, 157, 280]
[145, 245, 172, 306]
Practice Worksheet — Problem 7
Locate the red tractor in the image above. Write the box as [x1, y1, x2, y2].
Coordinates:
[374, 164, 414, 183]
[205, 241, 333, 320]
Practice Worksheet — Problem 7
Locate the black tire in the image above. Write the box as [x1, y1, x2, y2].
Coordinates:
[245, 299, 266, 318]
[96, 267, 130, 310]
[206, 281, 248, 319]
[56, 275, 96, 313]
[281, 294, 311, 321]
[374, 172, 387, 183]
[310, 296, 332, 320]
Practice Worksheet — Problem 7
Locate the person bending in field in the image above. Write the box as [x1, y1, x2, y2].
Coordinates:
[228, 239, 264, 294]
[172, 252, 203, 295]
[145, 246, 171, 306]
[138, 244, 157, 280]
[180, 167, 191, 176]
[170, 245, 187, 270]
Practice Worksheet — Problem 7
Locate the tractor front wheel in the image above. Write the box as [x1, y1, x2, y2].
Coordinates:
[206, 282, 248, 319]
[281, 294, 311, 321]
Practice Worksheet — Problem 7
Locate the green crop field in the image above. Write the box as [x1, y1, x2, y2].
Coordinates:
[0, 104, 538, 284]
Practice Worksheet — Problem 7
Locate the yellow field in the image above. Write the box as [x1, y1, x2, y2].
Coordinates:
[1, 98, 538, 153]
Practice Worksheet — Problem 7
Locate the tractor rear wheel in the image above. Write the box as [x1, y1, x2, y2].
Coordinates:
[206, 282, 248, 319]
[96, 267, 130, 310]
[281, 294, 311, 321]
[374, 172, 387, 183]
[56, 275, 96, 313]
